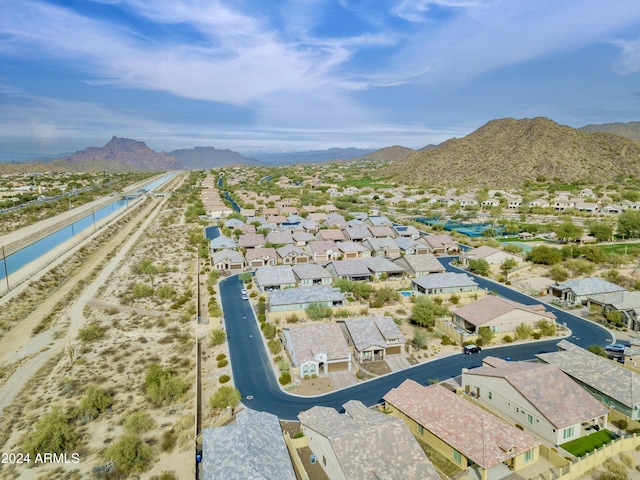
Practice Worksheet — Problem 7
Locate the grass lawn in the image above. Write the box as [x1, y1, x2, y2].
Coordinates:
[560, 429, 614, 457]
[597, 242, 640, 254]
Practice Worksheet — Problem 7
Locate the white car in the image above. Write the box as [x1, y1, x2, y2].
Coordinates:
[241, 293, 249, 301]
[241, 288, 247, 295]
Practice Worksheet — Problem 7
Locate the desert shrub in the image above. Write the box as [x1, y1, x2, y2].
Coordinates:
[620, 452, 634, 468]
[261, 322, 277, 339]
[77, 323, 106, 343]
[356, 370, 367, 380]
[279, 372, 291, 385]
[209, 386, 241, 410]
[413, 327, 429, 349]
[306, 302, 332, 320]
[132, 282, 154, 298]
[106, 433, 153, 475]
[537, 319, 557, 337]
[124, 411, 156, 434]
[515, 323, 534, 340]
[475, 338, 484, 347]
[209, 328, 226, 346]
[217, 359, 228, 368]
[618, 419, 628, 430]
[502, 335, 514, 344]
[23, 407, 78, 457]
[441, 335, 454, 346]
[156, 284, 177, 299]
[151, 472, 178, 480]
[449, 294, 460, 305]
[160, 429, 177, 452]
[76, 385, 113, 421]
[268, 339, 282, 354]
[286, 313, 300, 323]
[258, 314, 266, 322]
[219, 375, 230, 383]
[145, 364, 188, 405]
[532, 332, 542, 339]
[216, 353, 227, 361]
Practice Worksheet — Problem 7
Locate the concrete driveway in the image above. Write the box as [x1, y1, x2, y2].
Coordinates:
[329, 370, 358, 389]
[386, 355, 412, 372]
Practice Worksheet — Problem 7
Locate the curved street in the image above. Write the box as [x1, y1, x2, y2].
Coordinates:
[220, 259, 613, 421]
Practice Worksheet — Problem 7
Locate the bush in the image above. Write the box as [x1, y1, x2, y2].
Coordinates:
[474, 338, 483, 347]
[441, 335, 455, 346]
[77, 323, 106, 343]
[261, 322, 277, 339]
[618, 419, 628, 430]
[502, 335, 514, 344]
[209, 328, 226, 346]
[151, 472, 178, 480]
[156, 284, 177, 299]
[515, 323, 534, 340]
[124, 411, 156, 434]
[132, 282, 154, 298]
[160, 429, 178, 452]
[537, 319, 557, 337]
[306, 302, 332, 320]
[209, 386, 241, 410]
[216, 353, 226, 361]
[145, 364, 188, 405]
[279, 372, 291, 385]
[268, 339, 282, 354]
[532, 332, 542, 339]
[77, 385, 113, 421]
[106, 433, 153, 475]
[23, 407, 77, 457]
[219, 375, 230, 383]
[286, 313, 300, 323]
[217, 359, 228, 368]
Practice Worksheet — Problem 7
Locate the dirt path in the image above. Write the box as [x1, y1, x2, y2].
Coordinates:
[0, 194, 167, 414]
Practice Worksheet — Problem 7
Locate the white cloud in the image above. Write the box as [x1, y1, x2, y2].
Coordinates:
[612, 39, 640, 74]
[392, 0, 484, 22]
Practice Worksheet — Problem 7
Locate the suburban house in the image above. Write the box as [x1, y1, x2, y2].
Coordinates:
[393, 225, 421, 239]
[393, 254, 445, 277]
[412, 272, 479, 295]
[211, 249, 245, 272]
[362, 256, 406, 279]
[276, 244, 310, 264]
[298, 400, 440, 480]
[368, 225, 397, 238]
[394, 237, 431, 256]
[537, 340, 640, 421]
[366, 215, 393, 227]
[269, 285, 346, 314]
[451, 295, 556, 338]
[265, 231, 294, 245]
[306, 240, 340, 263]
[420, 234, 459, 255]
[549, 278, 627, 305]
[254, 265, 297, 291]
[209, 235, 237, 252]
[201, 408, 296, 480]
[238, 233, 266, 249]
[339, 316, 405, 363]
[586, 290, 640, 332]
[463, 245, 522, 265]
[383, 380, 541, 480]
[245, 247, 278, 269]
[282, 323, 352, 375]
[343, 226, 372, 242]
[292, 231, 316, 246]
[335, 241, 370, 259]
[317, 228, 347, 242]
[461, 356, 609, 446]
[325, 259, 371, 282]
[362, 237, 400, 258]
[292, 263, 333, 287]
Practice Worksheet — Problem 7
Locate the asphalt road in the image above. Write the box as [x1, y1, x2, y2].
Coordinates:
[219, 260, 613, 421]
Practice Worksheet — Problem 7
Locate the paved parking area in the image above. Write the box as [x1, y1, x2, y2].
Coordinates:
[386, 355, 412, 372]
[329, 370, 358, 389]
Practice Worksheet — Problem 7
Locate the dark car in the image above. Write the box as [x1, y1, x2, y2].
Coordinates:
[605, 343, 626, 353]
[463, 344, 481, 354]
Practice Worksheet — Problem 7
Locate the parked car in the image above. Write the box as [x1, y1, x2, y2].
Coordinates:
[241, 288, 247, 295]
[241, 293, 249, 301]
[463, 344, 482, 354]
[605, 343, 626, 353]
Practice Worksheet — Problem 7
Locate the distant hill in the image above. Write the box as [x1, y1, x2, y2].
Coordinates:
[58, 136, 179, 172]
[350, 145, 415, 163]
[250, 147, 375, 165]
[170, 146, 262, 169]
[385, 117, 640, 187]
[580, 121, 640, 142]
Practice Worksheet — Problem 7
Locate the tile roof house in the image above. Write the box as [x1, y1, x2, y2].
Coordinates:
[265, 231, 294, 245]
[325, 213, 348, 228]
[209, 235, 237, 252]
[461, 356, 609, 445]
[452, 295, 556, 336]
[463, 245, 523, 265]
[549, 278, 627, 305]
[394, 237, 431, 256]
[317, 228, 347, 242]
[306, 240, 340, 263]
[393, 254, 445, 277]
[585, 290, 640, 331]
[362, 256, 406, 279]
[366, 215, 393, 227]
[211, 249, 245, 272]
[362, 237, 400, 259]
[245, 247, 278, 269]
[368, 225, 397, 239]
[537, 340, 640, 420]
[343, 226, 372, 242]
[276, 244, 310, 264]
[383, 381, 541, 480]
[238, 233, 266, 249]
[201, 408, 296, 480]
[419, 234, 459, 255]
[325, 259, 371, 282]
[412, 272, 478, 295]
[299, 400, 440, 480]
[335, 241, 370, 259]
[292, 263, 333, 287]
[393, 225, 421, 239]
[282, 322, 351, 374]
[340, 316, 406, 362]
[292, 231, 316, 246]
[254, 265, 297, 291]
[269, 285, 345, 313]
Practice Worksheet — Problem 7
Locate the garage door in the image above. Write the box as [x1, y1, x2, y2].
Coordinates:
[386, 346, 402, 355]
[328, 361, 348, 372]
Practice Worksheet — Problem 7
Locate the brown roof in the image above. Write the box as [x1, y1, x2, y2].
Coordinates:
[453, 295, 556, 327]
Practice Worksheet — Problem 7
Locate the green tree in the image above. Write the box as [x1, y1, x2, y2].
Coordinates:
[527, 245, 563, 265]
[588, 222, 614, 242]
[77, 385, 113, 421]
[106, 433, 153, 475]
[515, 323, 533, 340]
[537, 319, 556, 337]
[500, 257, 518, 281]
[468, 259, 490, 276]
[618, 210, 640, 238]
[123, 411, 156, 434]
[306, 302, 332, 320]
[553, 221, 584, 243]
[210, 385, 242, 410]
[550, 264, 569, 281]
[373, 286, 400, 306]
[478, 326, 494, 345]
[144, 364, 188, 406]
[23, 407, 78, 457]
[412, 327, 429, 349]
[411, 296, 449, 329]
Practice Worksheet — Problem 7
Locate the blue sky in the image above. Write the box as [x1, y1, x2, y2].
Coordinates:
[1, 0, 640, 154]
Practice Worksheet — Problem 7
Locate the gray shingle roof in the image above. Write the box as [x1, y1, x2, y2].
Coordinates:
[269, 285, 345, 307]
[201, 409, 296, 480]
[393, 254, 445, 274]
[551, 278, 626, 297]
[209, 236, 237, 250]
[412, 272, 477, 289]
[212, 249, 244, 264]
[328, 259, 371, 277]
[343, 316, 405, 351]
[285, 322, 350, 363]
[254, 265, 296, 287]
[362, 256, 405, 273]
[299, 400, 440, 480]
[291, 263, 332, 280]
[537, 340, 640, 410]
